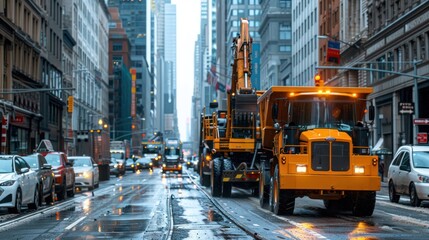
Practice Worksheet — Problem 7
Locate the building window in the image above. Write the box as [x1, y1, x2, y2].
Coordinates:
[280, 45, 291, 52]
[279, 0, 291, 9]
[279, 23, 291, 40]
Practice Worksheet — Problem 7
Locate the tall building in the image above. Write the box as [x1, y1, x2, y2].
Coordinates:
[163, 1, 178, 138]
[363, 0, 429, 174]
[0, 0, 45, 154]
[107, 0, 156, 149]
[63, 0, 110, 162]
[258, 0, 292, 88]
[108, 7, 132, 142]
[317, 0, 340, 85]
[291, 0, 319, 86]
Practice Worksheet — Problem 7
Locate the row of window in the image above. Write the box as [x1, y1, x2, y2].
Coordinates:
[369, 0, 420, 35]
[293, 8, 317, 43]
[370, 31, 429, 82]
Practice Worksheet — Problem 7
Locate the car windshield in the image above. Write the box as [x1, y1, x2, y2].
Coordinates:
[413, 151, 429, 168]
[138, 158, 151, 163]
[126, 159, 134, 164]
[22, 156, 39, 169]
[0, 158, 13, 173]
[44, 154, 61, 166]
[70, 158, 92, 167]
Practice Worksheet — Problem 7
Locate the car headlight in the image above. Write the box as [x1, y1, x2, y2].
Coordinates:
[162, 164, 166, 168]
[83, 171, 92, 179]
[418, 174, 429, 183]
[354, 166, 365, 174]
[114, 164, 118, 168]
[131, 164, 134, 167]
[149, 162, 153, 166]
[0, 180, 16, 186]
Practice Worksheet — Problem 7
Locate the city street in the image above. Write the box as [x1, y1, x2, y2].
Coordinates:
[0, 167, 428, 239]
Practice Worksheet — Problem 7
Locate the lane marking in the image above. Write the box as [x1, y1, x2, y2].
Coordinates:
[384, 212, 429, 228]
[65, 216, 86, 230]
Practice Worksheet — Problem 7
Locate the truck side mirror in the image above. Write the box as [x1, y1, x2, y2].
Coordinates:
[271, 103, 278, 122]
[368, 105, 375, 121]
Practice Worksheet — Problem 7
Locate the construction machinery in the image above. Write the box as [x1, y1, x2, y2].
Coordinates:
[257, 81, 380, 216]
[207, 18, 262, 197]
[198, 106, 216, 187]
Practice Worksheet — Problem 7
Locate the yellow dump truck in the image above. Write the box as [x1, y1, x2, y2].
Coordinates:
[257, 84, 380, 216]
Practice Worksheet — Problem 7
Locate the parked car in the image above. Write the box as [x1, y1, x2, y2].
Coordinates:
[135, 157, 153, 170]
[0, 155, 40, 213]
[44, 152, 75, 200]
[388, 145, 429, 207]
[110, 158, 125, 177]
[22, 153, 55, 205]
[68, 156, 99, 190]
[125, 158, 136, 172]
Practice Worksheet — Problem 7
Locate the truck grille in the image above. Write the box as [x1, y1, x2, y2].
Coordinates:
[311, 141, 350, 171]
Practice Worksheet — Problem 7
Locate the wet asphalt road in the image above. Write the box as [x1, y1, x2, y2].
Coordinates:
[0, 168, 250, 239]
[1, 167, 429, 239]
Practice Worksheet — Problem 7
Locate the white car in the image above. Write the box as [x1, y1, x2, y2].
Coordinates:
[0, 155, 39, 213]
[68, 156, 99, 190]
[388, 145, 429, 207]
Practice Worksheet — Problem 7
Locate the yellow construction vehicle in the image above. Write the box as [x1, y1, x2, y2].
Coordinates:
[257, 79, 380, 216]
[198, 105, 219, 187]
[207, 18, 262, 197]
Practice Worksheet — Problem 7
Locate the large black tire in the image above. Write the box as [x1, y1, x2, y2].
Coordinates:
[388, 181, 400, 203]
[410, 183, 422, 207]
[46, 182, 55, 205]
[58, 180, 67, 201]
[199, 158, 210, 187]
[324, 200, 341, 213]
[259, 170, 269, 208]
[222, 159, 233, 197]
[352, 191, 376, 216]
[28, 186, 40, 210]
[211, 158, 223, 197]
[67, 182, 75, 197]
[273, 164, 295, 215]
[89, 176, 95, 191]
[9, 189, 22, 214]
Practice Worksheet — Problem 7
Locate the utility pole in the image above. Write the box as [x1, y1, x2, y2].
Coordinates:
[413, 59, 422, 144]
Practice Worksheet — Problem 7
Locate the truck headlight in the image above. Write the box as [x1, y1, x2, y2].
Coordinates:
[354, 166, 365, 174]
[296, 164, 307, 173]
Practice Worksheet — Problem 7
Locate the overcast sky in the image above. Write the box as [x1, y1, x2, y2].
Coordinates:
[171, 0, 201, 141]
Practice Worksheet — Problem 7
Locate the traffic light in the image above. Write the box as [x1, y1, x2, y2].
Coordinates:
[314, 74, 323, 87]
[67, 96, 74, 113]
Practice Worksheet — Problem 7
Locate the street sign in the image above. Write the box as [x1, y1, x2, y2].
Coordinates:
[413, 118, 429, 125]
[398, 102, 414, 115]
[417, 132, 428, 144]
